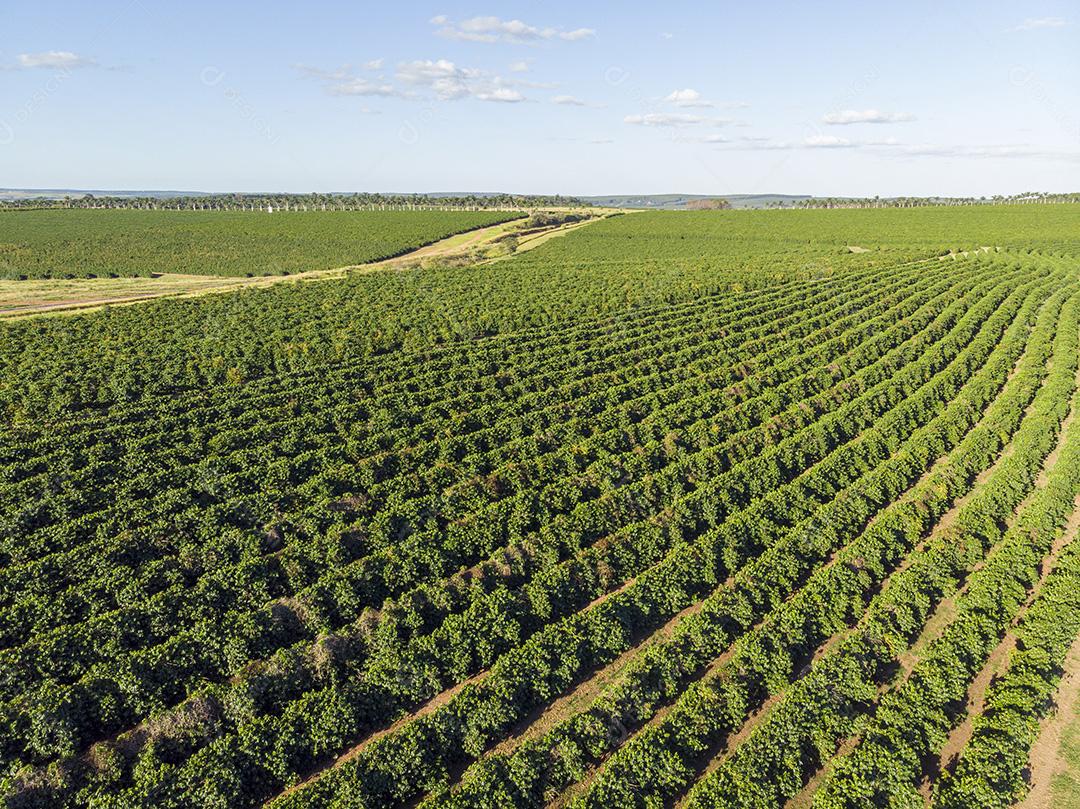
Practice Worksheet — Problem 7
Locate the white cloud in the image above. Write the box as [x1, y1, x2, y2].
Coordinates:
[296, 63, 401, 99]
[328, 78, 398, 97]
[550, 94, 604, 108]
[804, 134, 854, 148]
[397, 59, 527, 102]
[625, 111, 732, 127]
[823, 109, 915, 125]
[397, 58, 474, 99]
[397, 59, 471, 84]
[509, 60, 530, 73]
[590, 137, 614, 144]
[475, 87, 525, 103]
[660, 32, 674, 40]
[299, 55, 543, 105]
[664, 88, 715, 108]
[560, 28, 595, 41]
[663, 90, 749, 111]
[1013, 16, 1067, 30]
[433, 15, 595, 43]
[625, 112, 708, 127]
[731, 139, 795, 151]
[16, 51, 96, 69]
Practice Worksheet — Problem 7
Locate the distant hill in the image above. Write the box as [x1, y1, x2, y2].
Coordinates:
[580, 194, 814, 210]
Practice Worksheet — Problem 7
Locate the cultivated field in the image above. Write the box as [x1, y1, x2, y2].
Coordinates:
[1, 205, 1079, 808]
[0, 214, 595, 319]
[0, 209, 519, 279]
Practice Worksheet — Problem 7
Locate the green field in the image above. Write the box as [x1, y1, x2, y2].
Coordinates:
[1, 204, 1079, 809]
[0, 209, 519, 279]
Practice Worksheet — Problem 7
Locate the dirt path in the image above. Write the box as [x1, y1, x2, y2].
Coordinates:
[489, 217, 600, 257]
[1014, 475, 1080, 809]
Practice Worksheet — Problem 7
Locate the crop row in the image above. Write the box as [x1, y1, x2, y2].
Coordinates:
[1, 259, 978, 799]
[0, 210, 522, 279]
[0, 262, 963, 661]
[805, 327, 1080, 808]
[522, 274, 1073, 809]
[0, 264, 907, 581]
[5, 206, 1073, 419]
[0, 260, 989, 781]
[0, 253, 1019, 803]
[679, 283, 1080, 809]
[3, 211, 891, 417]
[0, 265, 898, 581]
[1, 264, 842, 450]
[0, 263, 950, 686]
[240, 266, 1051, 807]
[931, 532, 1080, 808]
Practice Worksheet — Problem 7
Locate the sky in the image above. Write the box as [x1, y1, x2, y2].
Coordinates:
[1, 0, 1078, 196]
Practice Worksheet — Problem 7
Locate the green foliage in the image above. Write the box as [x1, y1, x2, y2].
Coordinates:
[0, 209, 518, 279]
[1, 205, 1080, 809]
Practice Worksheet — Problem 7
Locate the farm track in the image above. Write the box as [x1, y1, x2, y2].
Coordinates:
[927, 497, 1080, 798]
[788, 362, 1080, 809]
[1017, 605, 1080, 809]
[922, 369, 1080, 783]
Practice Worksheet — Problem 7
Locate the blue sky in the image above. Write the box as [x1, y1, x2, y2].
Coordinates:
[1, 0, 1077, 196]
